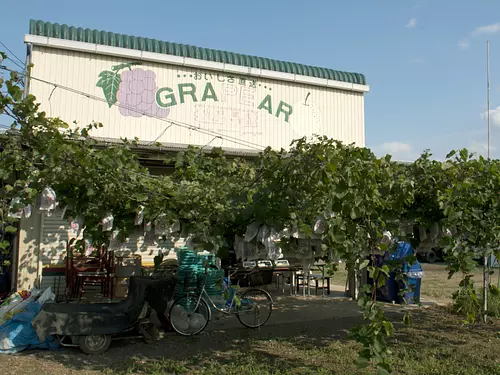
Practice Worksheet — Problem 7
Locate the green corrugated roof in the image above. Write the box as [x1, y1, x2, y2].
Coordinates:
[28, 19, 366, 85]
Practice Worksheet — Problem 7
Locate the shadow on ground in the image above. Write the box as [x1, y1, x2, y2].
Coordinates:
[9, 298, 402, 374]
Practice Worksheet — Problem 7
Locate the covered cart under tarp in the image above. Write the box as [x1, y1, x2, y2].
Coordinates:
[32, 275, 176, 341]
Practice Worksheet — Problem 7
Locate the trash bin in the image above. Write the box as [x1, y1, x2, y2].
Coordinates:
[366, 254, 398, 303]
[399, 262, 423, 304]
[377, 271, 398, 303]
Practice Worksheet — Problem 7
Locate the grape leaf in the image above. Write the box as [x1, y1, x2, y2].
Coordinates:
[96, 70, 121, 108]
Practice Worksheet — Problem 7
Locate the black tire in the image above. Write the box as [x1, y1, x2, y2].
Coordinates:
[236, 288, 273, 329]
[168, 296, 210, 336]
[142, 324, 159, 344]
[426, 250, 437, 263]
[78, 335, 111, 355]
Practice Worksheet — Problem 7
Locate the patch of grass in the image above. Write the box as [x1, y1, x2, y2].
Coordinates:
[110, 308, 500, 375]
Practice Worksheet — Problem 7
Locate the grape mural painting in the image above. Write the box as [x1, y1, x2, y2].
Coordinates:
[96, 62, 170, 118]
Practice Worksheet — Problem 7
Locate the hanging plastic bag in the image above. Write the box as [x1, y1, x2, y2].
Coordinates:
[155, 214, 167, 235]
[134, 206, 144, 226]
[84, 239, 94, 257]
[169, 221, 180, 233]
[101, 213, 114, 232]
[323, 209, 336, 219]
[8, 198, 23, 219]
[144, 221, 153, 233]
[70, 216, 84, 233]
[380, 231, 393, 246]
[265, 237, 279, 260]
[269, 228, 280, 242]
[257, 225, 270, 244]
[39, 187, 57, 211]
[23, 205, 32, 219]
[244, 222, 260, 242]
[313, 217, 327, 234]
[278, 226, 291, 239]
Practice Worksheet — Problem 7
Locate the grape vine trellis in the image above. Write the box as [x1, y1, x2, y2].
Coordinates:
[2, 51, 500, 374]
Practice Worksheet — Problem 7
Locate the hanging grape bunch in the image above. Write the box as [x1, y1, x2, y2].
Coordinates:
[96, 63, 169, 118]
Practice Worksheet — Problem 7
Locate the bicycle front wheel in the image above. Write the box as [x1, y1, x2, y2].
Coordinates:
[169, 296, 210, 336]
[236, 288, 273, 328]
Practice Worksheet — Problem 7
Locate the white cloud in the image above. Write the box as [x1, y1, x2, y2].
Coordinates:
[406, 18, 417, 29]
[376, 142, 416, 161]
[471, 23, 500, 37]
[468, 141, 496, 157]
[459, 23, 500, 49]
[380, 142, 412, 154]
[458, 40, 469, 50]
[480, 106, 500, 127]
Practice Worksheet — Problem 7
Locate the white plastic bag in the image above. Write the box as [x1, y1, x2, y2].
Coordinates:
[380, 231, 393, 245]
[70, 216, 84, 233]
[36, 288, 55, 305]
[101, 213, 114, 232]
[313, 217, 327, 234]
[244, 222, 260, 242]
[23, 205, 32, 219]
[7, 198, 23, 219]
[134, 206, 144, 226]
[257, 225, 270, 244]
[39, 187, 57, 211]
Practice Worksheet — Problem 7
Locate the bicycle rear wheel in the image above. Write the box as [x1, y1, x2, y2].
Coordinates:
[169, 296, 210, 336]
[236, 288, 273, 328]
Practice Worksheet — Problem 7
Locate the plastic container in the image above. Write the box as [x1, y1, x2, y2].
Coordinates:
[399, 262, 423, 304]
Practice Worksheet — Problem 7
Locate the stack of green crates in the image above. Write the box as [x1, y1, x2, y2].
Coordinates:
[174, 249, 199, 306]
[173, 249, 224, 311]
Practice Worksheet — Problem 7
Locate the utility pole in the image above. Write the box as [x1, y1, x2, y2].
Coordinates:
[483, 40, 490, 323]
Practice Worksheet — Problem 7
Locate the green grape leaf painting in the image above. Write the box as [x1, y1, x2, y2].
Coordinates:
[96, 70, 121, 108]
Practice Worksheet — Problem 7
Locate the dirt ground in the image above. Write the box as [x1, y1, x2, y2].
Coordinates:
[0, 262, 498, 374]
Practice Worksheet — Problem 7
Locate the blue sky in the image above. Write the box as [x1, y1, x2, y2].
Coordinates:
[1, 0, 500, 160]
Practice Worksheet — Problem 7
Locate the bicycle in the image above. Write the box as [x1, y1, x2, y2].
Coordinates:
[168, 265, 273, 336]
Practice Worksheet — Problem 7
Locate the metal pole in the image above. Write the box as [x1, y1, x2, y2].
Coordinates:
[483, 41, 490, 323]
[487, 40, 491, 159]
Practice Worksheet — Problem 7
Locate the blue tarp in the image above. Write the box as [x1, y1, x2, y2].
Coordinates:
[0, 302, 59, 353]
[389, 241, 414, 261]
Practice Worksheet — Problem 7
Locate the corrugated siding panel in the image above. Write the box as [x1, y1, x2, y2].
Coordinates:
[29, 47, 366, 151]
[40, 214, 183, 267]
[40, 214, 71, 266]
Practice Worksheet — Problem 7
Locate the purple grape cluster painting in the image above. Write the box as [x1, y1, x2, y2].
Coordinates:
[96, 62, 170, 118]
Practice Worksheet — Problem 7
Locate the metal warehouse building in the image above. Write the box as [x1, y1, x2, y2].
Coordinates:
[16, 20, 369, 292]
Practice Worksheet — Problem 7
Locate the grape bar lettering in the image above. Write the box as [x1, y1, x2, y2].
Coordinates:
[156, 82, 218, 107]
[97, 63, 293, 123]
[156, 83, 292, 123]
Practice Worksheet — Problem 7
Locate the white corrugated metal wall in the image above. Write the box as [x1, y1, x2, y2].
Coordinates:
[29, 46, 366, 151]
[38, 214, 180, 295]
